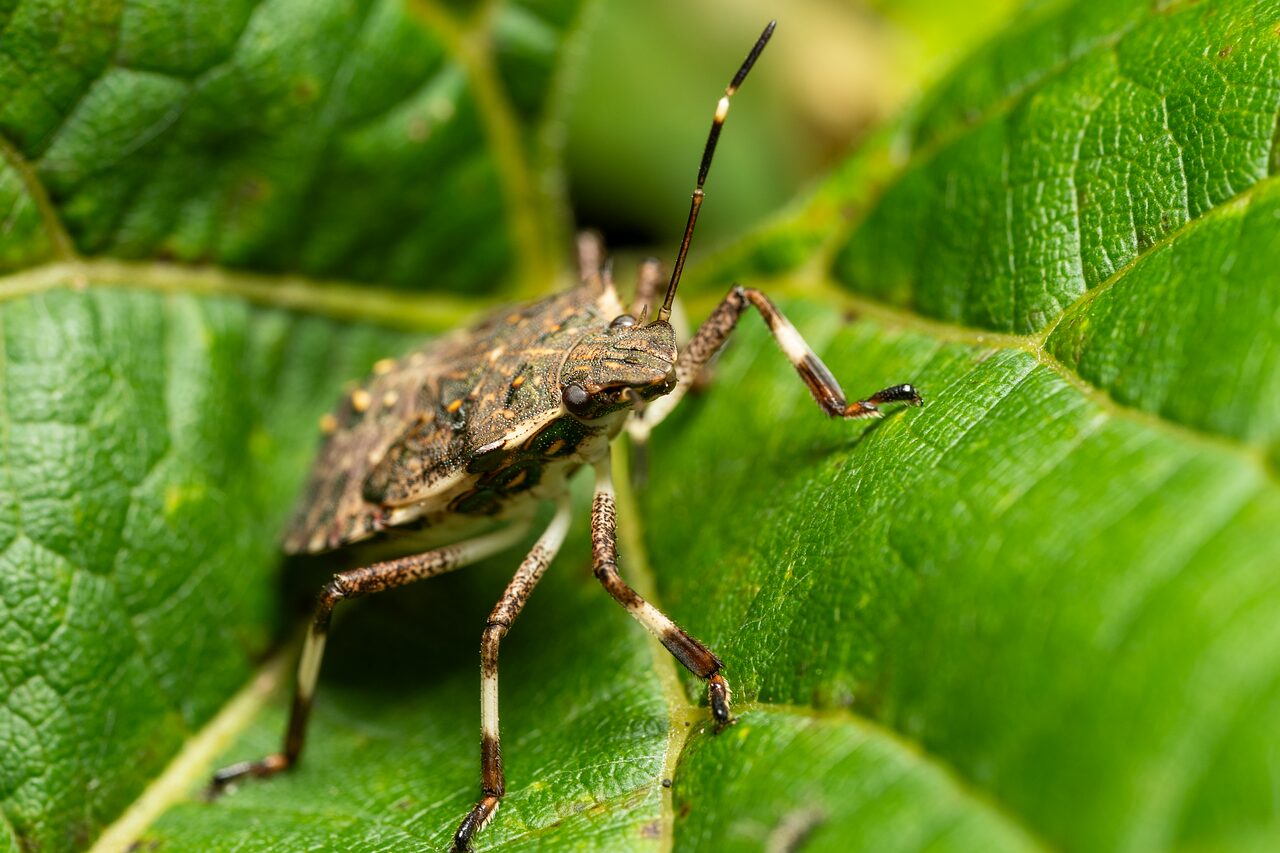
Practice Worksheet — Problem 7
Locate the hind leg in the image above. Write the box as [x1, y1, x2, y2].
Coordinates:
[209, 522, 529, 791]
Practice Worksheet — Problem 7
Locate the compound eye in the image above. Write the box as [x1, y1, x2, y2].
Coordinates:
[562, 383, 592, 415]
[609, 314, 637, 330]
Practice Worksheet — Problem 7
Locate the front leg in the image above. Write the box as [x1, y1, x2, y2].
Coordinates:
[590, 458, 731, 723]
[639, 285, 922, 432]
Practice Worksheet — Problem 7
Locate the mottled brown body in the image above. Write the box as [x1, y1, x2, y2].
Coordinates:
[284, 284, 636, 555]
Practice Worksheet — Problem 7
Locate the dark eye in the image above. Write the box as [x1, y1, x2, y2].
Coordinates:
[609, 314, 637, 330]
[562, 383, 592, 415]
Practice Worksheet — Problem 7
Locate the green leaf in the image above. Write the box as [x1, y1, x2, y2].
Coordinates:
[0, 0, 567, 292]
[645, 0, 1280, 850]
[4, 0, 1279, 852]
[0, 0, 582, 849]
[672, 709, 1041, 852]
[0, 288, 417, 850]
[830, 0, 1280, 335]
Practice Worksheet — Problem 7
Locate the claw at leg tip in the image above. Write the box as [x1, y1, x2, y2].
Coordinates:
[708, 672, 733, 727]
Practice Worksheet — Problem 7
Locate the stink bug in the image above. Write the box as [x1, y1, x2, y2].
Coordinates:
[209, 20, 922, 850]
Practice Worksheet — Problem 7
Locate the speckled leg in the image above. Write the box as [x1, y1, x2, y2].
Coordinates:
[208, 522, 529, 794]
[453, 498, 572, 852]
[589, 458, 732, 724]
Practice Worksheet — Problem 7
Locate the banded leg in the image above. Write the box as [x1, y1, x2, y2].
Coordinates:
[589, 458, 731, 723]
[209, 522, 529, 792]
[641, 284, 923, 431]
[453, 497, 573, 851]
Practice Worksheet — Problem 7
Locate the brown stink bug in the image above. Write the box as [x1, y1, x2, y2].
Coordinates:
[209, 20, 922, 850]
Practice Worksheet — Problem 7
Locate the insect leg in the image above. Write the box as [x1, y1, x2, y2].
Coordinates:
[576, 231, 605, 289]
[453, 497, 573, 852]
[631, 257, 664, 319]
[645, 284, 923, 430]
[589, 458, 732, 724]
[209, 521, 530, 792]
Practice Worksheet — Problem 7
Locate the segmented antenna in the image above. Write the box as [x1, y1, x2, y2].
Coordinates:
[655, 20, 777, 325]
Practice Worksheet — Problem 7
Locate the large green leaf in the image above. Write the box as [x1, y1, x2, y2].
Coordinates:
[0, 0, 582, 849]
[646, 1, 1280, 851]
[3, 0, 1278, 852]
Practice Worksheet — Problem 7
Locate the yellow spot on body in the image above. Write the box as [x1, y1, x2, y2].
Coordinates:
[715, 95, 730, 121]
[352, 389, 372, 412]
[506, 313, 522, 324]
[373, 358, 396, 375]
[382, 391, 399, 408]
[546, 439, 566, 455]
[447, 399, 463, 413]
[319, 413, 338, 434]
[507, 469, 528, 488]
[499, 408, 516, 420]
[511, 375, 526, 389]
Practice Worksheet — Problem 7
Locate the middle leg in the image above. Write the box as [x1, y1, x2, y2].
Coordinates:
[589, 457, 731, 723]
[453, 496, 573, 851]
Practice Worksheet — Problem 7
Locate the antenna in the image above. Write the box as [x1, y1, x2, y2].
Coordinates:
[654, 20, 776, 325]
